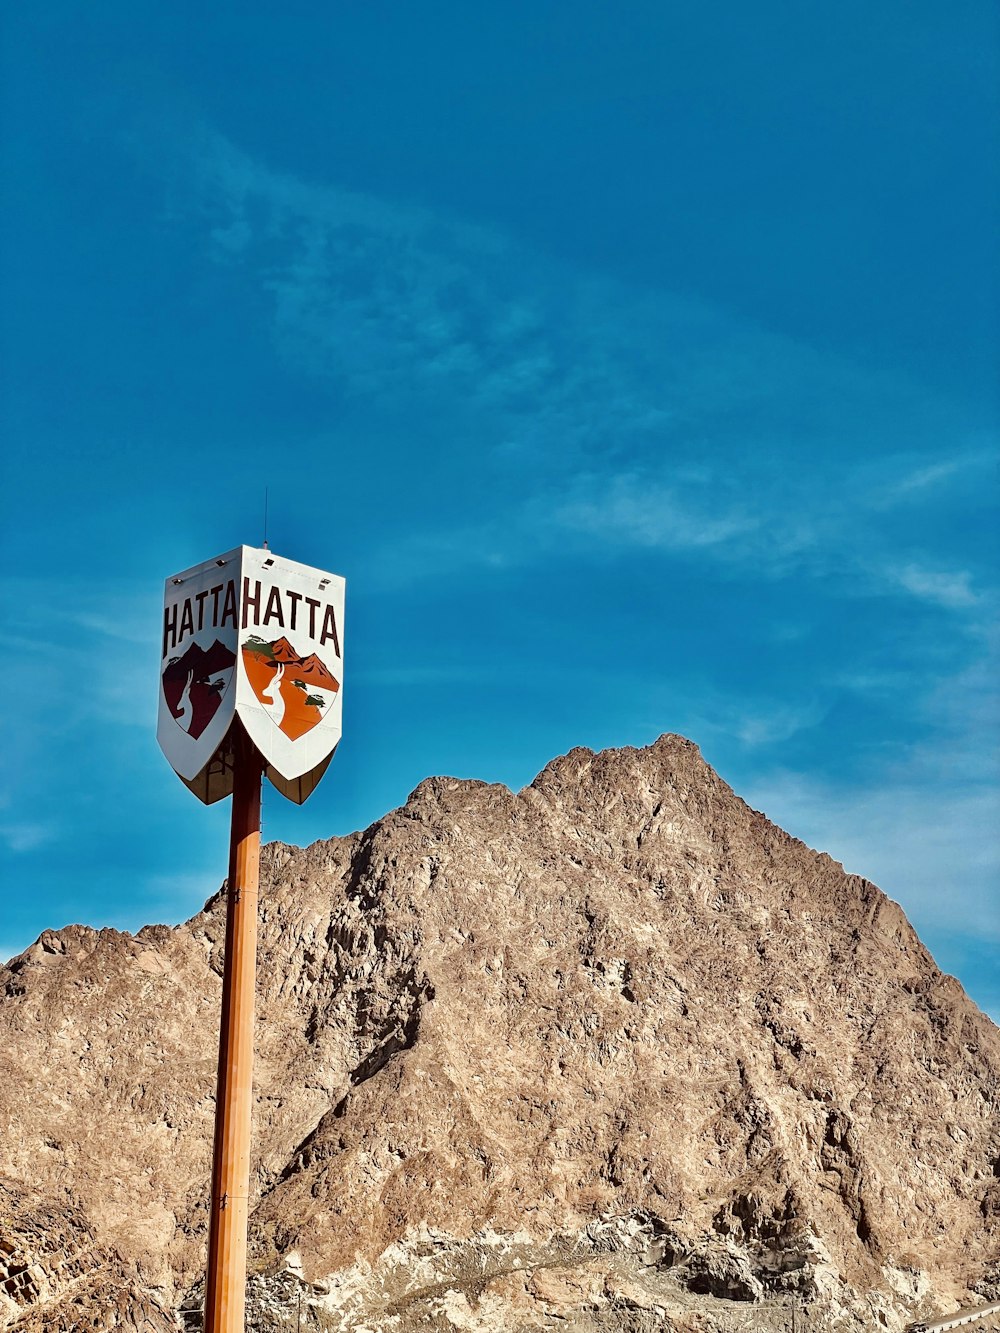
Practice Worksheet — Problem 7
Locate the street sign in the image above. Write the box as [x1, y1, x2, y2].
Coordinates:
[157, 541, 346, 1333]
[157, 546, 345, 804]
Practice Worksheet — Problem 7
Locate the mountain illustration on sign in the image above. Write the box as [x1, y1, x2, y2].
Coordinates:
[242, 635, 340, 741]
[162, 640, 237, 739]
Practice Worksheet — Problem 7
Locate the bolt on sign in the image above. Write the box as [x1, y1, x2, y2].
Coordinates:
[157, 546, 345, 805]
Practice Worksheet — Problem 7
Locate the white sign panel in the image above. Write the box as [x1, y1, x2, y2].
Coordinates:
[235, 547, 345, 783]
[158, 547, 242, 786]
[158, 546, 345, 805]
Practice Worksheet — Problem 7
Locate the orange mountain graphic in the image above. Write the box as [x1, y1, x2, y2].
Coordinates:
[241, 635, 340, 741]
[270, 637, 300, 663]
[292, 652, 339, 690]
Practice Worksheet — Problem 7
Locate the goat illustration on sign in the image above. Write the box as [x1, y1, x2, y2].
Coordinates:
[241, 634, 340, 740]
[162, 640, 237, 739]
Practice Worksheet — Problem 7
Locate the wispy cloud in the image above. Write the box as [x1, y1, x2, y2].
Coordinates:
[540, 460, 995, 610]
[888, 563, 980, 610]
[552, 475, 758, 552]
[171, 126, 997, 626]
[732, 700, 830, 747]
[867, 448, 996, 509]
[0, 822, 55, 854]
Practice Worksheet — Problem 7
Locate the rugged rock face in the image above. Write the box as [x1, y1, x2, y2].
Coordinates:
[0, 736, 997, 1331]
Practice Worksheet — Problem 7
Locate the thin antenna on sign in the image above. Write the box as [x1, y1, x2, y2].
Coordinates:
[263, 488, 269, 550]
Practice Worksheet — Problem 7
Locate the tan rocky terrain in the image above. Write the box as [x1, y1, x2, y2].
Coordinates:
[1, 735, 997, 1331]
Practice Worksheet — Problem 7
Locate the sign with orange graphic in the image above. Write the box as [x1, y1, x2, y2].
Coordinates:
[157, 546, 345, 805]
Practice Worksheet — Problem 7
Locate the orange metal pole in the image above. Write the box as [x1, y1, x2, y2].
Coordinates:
[205, 730, 261, 1333]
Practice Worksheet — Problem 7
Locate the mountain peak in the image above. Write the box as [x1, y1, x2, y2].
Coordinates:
[528, 732, 711, 796]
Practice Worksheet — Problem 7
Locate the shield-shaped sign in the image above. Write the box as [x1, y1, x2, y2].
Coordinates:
[157, 546, 345, 805]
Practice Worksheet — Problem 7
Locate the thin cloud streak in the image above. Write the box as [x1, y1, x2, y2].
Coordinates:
[544, 468, 993, 613]
[889, 564, 980, 610]
[553, 476, 759, 552]
[870, 455, 978, 505]
[0, 822, 55, 854]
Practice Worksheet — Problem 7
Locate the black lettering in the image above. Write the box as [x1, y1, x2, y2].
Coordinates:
[195, 590, 209, 632]
[210, 584, 224, 624]
[179, 598, 195, 642]
[286, 590, 302, 631]
[319, 604, 341, 655]
[162, 603, 178, 657]
[305, 596, 320, 638]
[263, 585, 285, 628]
[242, 578, 261, 629]
[221, 579, 238, 629]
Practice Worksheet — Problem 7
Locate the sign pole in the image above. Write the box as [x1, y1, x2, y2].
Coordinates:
[204, 724, 262, 1333]
[158, 544, 345, 1327]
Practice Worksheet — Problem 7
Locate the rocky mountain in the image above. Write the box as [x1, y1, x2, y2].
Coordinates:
[1, 735, 997, 1331]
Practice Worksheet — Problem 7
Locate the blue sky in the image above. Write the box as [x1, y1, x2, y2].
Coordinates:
[2, 4, 997, 1016]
